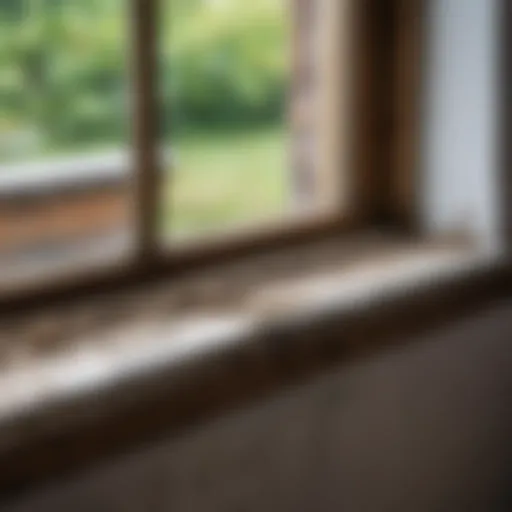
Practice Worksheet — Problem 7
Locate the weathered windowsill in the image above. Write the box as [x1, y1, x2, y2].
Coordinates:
[0, 236, 508, 494]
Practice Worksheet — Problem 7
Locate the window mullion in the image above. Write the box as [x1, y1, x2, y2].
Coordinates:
[132, 0, 161, 263]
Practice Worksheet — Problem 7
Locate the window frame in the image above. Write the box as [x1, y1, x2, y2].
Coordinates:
[0, 0, 426, 317]
[501, 0, 512, 250]
[2, 1, 512, 495]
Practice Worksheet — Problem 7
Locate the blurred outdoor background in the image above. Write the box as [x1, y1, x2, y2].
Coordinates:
[0, 0, 291, 238]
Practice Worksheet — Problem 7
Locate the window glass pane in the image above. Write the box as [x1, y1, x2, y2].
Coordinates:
[0, 1, 132, 288]
[159, 0, 348, 241]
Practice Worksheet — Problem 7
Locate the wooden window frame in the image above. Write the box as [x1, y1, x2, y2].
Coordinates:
[501, 0, 512, 250]
[3, 2, 512, 495]
[0, 0, 426, 317]
[0, 0, 512, 499]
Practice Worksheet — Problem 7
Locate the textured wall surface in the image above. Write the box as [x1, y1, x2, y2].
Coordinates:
[422, 0, 500, 248]
[3, 300, 512, 512]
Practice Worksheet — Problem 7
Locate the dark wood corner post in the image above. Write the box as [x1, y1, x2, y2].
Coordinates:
[352, 0, 426, 232]
[501, 0, 512, 252]
[391, 0, 427, 232]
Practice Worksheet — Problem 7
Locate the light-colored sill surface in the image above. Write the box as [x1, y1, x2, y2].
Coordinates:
[0, 239, 503, 451]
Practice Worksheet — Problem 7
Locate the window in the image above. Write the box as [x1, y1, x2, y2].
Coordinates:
[159, 0, 349, 240]
[0, 0, 133, 287]
[0, 1, 424, 311]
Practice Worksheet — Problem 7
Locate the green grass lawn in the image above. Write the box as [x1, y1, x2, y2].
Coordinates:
[0, 124, 289, 240]
[163, 125, 289, 237]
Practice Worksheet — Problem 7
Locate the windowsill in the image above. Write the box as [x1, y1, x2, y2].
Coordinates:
[0, 235, 508, 493]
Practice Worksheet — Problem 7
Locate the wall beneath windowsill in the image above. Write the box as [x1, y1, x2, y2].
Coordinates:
[1, 253, 511, 511]
[0, 237, 506, 499]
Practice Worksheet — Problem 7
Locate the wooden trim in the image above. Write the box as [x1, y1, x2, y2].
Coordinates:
[0, 190, 128, 255]
[351, 0, 397, 225]
[0, 1, 425, 318]
[501, 0, 512, 250]
[132, 0, 161, 262]
[316, 0, 352, 213]
[0, 258, 509, 499]
[351, 0, 426, 230]
[0, 216, 358, 319]
[391, 0, 427, 231]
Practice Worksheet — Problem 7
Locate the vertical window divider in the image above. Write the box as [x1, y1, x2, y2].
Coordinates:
[132, 0, 162, 265]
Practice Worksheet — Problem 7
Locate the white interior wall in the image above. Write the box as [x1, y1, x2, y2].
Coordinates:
[422, 0, 501, 250]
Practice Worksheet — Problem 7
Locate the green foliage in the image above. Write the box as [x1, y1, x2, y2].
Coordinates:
[0, 0, 288, 157]
[164, 0, 289, 130]
[0, 1, 129, 156]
